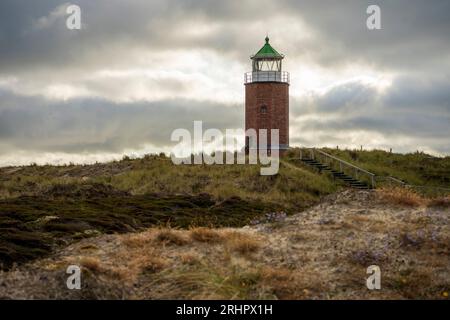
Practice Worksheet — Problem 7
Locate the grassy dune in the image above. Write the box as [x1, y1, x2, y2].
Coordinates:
[0, 154, 336, 270]
[0, 154, 336, 204]
[1, 150, 448, 271]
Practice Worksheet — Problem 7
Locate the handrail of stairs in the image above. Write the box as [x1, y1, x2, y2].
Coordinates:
[379, 176, 450, 194]
[300, 148, 376, 188]
[383, 176, 406, 186]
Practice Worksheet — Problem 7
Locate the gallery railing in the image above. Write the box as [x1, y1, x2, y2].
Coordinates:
[244, 71, 290, 84]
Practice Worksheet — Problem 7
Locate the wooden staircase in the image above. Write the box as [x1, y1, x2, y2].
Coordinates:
[298, 149, 376, 189]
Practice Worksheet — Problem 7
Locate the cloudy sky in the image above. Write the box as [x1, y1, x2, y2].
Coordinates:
[0, 0, 449, 166]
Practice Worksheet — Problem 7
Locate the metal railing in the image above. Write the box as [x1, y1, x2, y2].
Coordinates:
[377, 176, 450, 196]
[300, 148, 376, 188]
[382, 176, 406, 186]
[244, 71, 290, 84]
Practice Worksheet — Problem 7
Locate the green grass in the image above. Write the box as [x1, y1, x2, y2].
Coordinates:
[317, 148, 450, 187]
[0, 154, 337, 206]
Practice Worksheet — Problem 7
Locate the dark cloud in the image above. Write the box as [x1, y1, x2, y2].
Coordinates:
[281, 0, 450, 70]
[383, 75, 450, 114]
[0, 0, 449, 72]
[0, 0, 268, 73]
[291, 75, 450, 154]
[0, 90, 241, 154]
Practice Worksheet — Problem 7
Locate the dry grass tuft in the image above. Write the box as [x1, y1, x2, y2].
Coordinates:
[80, 257, 103, 273]
[260, 266, 293, 282]
[223, 231, 261, 255]
[259, 267, 325, 299]
[122, 232, 153, 247]
[377, 187, 425, 207]
[428, 196, 450, 208]
[97, 247, 169, 281]
[190, 227, 223, 243]
[155, 228, 189, 246]
[179, 253, 199, 265]
[134, 255, 167, 274]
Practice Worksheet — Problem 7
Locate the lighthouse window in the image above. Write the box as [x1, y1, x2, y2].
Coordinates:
[260, 105, 267, 114]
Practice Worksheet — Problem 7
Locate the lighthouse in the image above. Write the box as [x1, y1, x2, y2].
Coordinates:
[244, 36, 289, 154]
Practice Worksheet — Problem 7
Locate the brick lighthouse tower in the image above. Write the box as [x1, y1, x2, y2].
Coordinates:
[245, 36, 289, 154]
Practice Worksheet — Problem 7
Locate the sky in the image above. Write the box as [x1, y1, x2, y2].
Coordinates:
[0, 0, 449, 166]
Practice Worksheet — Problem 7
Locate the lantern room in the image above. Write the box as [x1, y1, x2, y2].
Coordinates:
[245, 36, 289, 84]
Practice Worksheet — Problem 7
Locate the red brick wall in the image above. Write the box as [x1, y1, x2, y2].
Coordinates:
[245, 82, 289, 150]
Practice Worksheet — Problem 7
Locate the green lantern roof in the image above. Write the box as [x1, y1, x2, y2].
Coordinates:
[252, 36, 284, 59]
